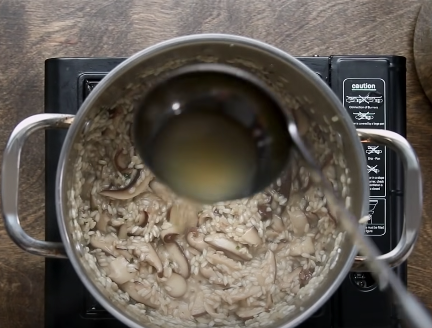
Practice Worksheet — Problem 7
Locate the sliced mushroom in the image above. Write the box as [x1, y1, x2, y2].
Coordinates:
[203, 302, 226, 319]
[204, 233, 252, 261]
[236, 306, 265, 320]
[287, 209, 308, 236]
[265, 293, 273, 310]
[107, 256, 136, 285]
[161, 231, 179, 243]
[118, 224, 130, 240]
[186, 228, 208, 251]
[90, 234, 132, 260]
[133, 242, 163, 273]
[258, 204, 273, 220]
[118, 211, 148, 239]
[90, 234, 116, 256]
[165, 242, 190, 278]
[199, 265, 224, 285]
[149, 180, 173, 203]
[206, 251, 242, 273]
[169, 200, 199, 234]
[100, 170, 153, 200]
[96, 212, 110, 233]
[239, 227, 262, 246]
[265, 228, 281, 241]
[136, 211, 148, 226]
[271, 215, 285, 232]
[191, 291, 206, 317]
[299, 268, 314, 287]
[163, 273, 187, 298]
[175, 302, 194, 320]
[290, 236, 315, 256]
[188, 247, 201, 257]
[121, 281, 159, 309]
[114, 149, 132, 173]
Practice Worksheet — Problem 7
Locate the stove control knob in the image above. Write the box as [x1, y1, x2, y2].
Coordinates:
[350, 272, 377, 291]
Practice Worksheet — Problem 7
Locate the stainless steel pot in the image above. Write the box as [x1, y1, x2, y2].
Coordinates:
[2, 34, 423, 328]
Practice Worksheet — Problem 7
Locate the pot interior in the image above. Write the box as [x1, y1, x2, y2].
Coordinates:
[57, 34, 369, 328]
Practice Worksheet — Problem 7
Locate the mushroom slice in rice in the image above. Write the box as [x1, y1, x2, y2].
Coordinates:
[203, 302, 226, 319]
[118, 224, 130, 240]
[107, 256, 136, 285]
[199, 265, 224, 285]
[165, 242, 190, 279]
[163, 273, 188, 298]
[186, 228, 208, 251]
[265, 228, 281, 241]
[96, 212, 110, 234]
[190, 291, 206, 317]
[121, 281, 160, 309]
[118, 211, 148, 239]
[206, 251, 242, 273]
[90, 234, 132, 260]
[204, 233, 252, 261]
[286, 209, 308, 236]
[290, 236, 315, 256]
[132, 242, 163, 273]
[239, 227, 262, 246]
[236, 306, 266, 320]
[149, 180, 174, 203]
[113, 148, 132, 173]
[271, 215, 285, 232]
[168, 200, 199, 235]
[99, 170, 153, 200]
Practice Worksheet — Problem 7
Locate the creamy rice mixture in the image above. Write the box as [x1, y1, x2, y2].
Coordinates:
[68, 101, 349, 327]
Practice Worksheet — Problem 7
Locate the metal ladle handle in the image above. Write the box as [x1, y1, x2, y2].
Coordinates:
[353, 129, 423, 271]
[288, 122, 431, 328]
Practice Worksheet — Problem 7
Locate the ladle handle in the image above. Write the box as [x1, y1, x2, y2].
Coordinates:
[1, 114, 74, 258]
[352, 129, 423, 271]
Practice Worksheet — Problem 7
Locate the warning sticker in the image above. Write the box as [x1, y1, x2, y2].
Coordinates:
[364, 198, 386, 236]
[343, 78, 386, 129]
[343, 78, 387, 198]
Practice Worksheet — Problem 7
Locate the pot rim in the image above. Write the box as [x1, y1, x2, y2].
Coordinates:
[55, 33, 369, 328]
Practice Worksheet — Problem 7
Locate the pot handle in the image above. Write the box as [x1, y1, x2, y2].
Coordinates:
[2, 114, 75, 259]
[352, 129, 423, 271]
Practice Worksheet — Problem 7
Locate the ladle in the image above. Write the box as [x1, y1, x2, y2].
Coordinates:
[133, 63, 432, 328]
[133, 63, 293, 203]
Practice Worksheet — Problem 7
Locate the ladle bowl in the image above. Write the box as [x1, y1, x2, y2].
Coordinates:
[132, 63, 293, 203]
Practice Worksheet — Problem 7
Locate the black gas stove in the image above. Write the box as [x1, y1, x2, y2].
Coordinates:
[44, 55, 407, 328]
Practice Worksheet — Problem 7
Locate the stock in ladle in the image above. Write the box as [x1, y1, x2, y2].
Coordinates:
[133, 63, 294, 204]
[132, 62, 432, 328]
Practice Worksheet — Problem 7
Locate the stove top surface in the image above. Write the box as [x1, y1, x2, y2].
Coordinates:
[44, 55, 407, 328]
